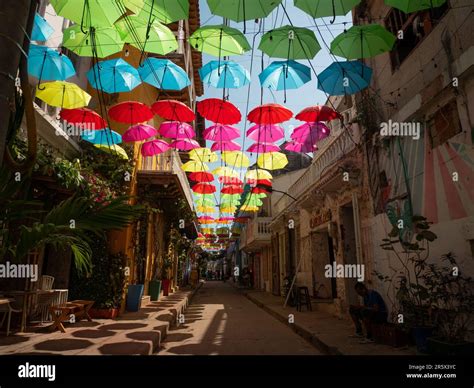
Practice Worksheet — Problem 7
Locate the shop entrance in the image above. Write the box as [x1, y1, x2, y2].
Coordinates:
[310, 230, 337, 299]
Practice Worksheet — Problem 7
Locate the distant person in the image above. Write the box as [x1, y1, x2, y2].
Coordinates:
[349, 282, 388, 343]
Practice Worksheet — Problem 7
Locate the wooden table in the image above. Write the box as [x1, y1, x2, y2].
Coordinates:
[48, 300, 94, 333]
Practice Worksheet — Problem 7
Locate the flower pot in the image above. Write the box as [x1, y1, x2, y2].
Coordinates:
[89, 308, 119, 319]
[149, 280, 162, 301]
[412, 326, 434, 353]
[427, 337, 474, 356]
[383, 323, 410, 348]
[126, 284, 144, 312]
[162, 279, 171, 296]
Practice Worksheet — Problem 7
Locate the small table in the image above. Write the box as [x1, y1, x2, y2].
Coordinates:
[48, 300, 94, 333]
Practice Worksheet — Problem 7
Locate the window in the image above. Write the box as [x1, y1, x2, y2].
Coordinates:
[427, 100, 462, 148]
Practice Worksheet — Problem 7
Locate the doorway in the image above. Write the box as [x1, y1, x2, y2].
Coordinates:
[310, 230, 337, 299]
[341, 204, 359, 306]
[271, 234, 280, 295]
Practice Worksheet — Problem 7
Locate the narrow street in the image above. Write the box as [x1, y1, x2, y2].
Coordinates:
[158, 281, 320, 355]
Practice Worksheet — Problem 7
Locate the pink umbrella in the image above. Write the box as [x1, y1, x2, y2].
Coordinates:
[203, 124, 240, 141]
[141, 139, 170, 156]
[122, 124, 157, 142]
[211, 140, 241, 152]
[285, 140, 317, 153]
[159, 121, 195, 139]
[247, 142, 280, 153]
[170, 138, 200, 150]
[246, 124, 284, 142]
[290, 122, 330, 143]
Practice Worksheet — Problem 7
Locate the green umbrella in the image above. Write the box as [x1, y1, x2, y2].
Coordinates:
[134, 0, 189, 24]
[294, 0, 361, 22]
[330, 24, 396, 60]
[259, 25, 321, 60]
[189, 25, 251, 57]
[50, 0, 124, 28]
[384, 0, 446, 13]
[62, 25, 124, 58]
[115, 15, 177, 55]
[123, 0, 144, 14]
[207, 0, 282, 22]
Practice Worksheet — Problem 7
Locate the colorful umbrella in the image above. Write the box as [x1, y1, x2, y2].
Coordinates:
[248, 104, 292, 124]
[240, 205, 259, 212]
[60, 108, 107, 130]
[330, 24, 396, 60]
[199, 60, 250, 89]
[294, 0, 361, 22]
[181, 160, 209, 172]
[152, 100, 195, 121]
[291, 122, 330, 143]
[317, 61, 372, 95]
[196, 197, 215, 206]
[62, 25, 124, 58]
[95, 144, 129, 160]
[109, 101, 154, 124]
[220, 206, 237, 213]
[193, 183, 217, 194]
[189, 25, 251, 57]
[221, 151, 249, 168]
[245, 169, 273, 180]
[284, 140, 317, 153]
[159, 121, 195, 139]
[141, 139, 170, 156]
[295, 105, 341, 122]
[189, 172, 214, 182]
[123, 0, 144, 14]
[211, 140, 242, 152]
[207, 0, 282, 22]
[122, 124, 157, 142]
[257, 152, 289, 170]
[87, 58, 141, 94]
[384, 0, 446, 13]
[135, 0, 189, 23]
[212, 166, 239, 178]
[138, 58, 190, 90]
[197, 98, 241, 124]
[247, 143, 280, 153]
[219, 175, 243, 185]
[36, 81, 91, 109]
[170, 138, 201, 151]
[32, 13, 54, 42]
[247, 124, 285, 142]
[28, 44, 76, 84]
[189, 148, 218, 163]
[259, 26, 321, 60]
[221, 185, 244, 194]
[50, 0, 123, 28]
[203, 124, 240, 141]
[81, 128, 122, 145]
[197, 206, 216, 213]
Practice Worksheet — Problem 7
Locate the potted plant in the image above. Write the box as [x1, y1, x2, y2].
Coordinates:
[161, 255, 173, 296]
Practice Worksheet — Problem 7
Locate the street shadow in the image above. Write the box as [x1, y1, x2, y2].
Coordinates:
[126, 331, 160, 343]
[71, 329, 115, 339]
[0, 335, 30, 347]
[98, 341, 152, 355]
[163, 333, 193, 342]
[100, 323, 147, 331]
[34, 338, 93, 351]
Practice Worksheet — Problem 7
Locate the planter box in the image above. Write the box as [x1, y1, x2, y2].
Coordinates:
[126, 284, 144, 312]
[427, 337, 474, 356]
[89, 308, 119, 319]
[162, 279, 171, 296]
[373, 323, 410, 347]
[149, 280, 162, 301]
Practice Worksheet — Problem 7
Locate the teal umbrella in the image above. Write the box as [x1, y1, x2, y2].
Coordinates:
[199, 61, 250, 89]
[28, 44, 76, 85]
[138, 58, 191, 90]
[87, 58, 141, 94]
[32, 13, 54, 41]
[294, 0, 361, 23]
[384, 0, 446, 13]
[81, 128, 122, 145]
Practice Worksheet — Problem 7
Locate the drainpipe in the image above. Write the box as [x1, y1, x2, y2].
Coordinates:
[351, 192, 363, 267]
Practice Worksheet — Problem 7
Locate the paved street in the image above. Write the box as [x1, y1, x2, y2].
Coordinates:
[158, 281, 320, 355]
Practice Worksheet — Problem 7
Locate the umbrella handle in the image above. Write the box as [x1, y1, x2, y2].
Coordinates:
[330, 0, 336, 24]
[80, 0, 89, 34]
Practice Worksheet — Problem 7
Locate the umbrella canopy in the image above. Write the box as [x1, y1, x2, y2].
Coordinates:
[141, 139, 170, 156]
[139, 58, 190, 90]
[317, 60, 372, 96]
[189, 25, 251, 57]
[247, 124, 285, 142]
[197, 98, 241, 124]
[193, 183, 217, 194]
[189, 172, 215, 182]
[222, 151, 249, 168]
[36, 81, 91, 109]
[152, 100, 195, 121]
[159, 121, 195, 139]
[219, 175, 243, 185]
[87, 58, 141, 94]
[189, 148, 218, 163]
[81, 128, 122, 145]
[330, 24, 396, 59]
[257, 152, 289, 170]
[212, 166, 239, 178]
[50, 0, 123, 28]
[196, 197, 215, 206]
[248, 103, 293, 124]
[122, 124, 157, 142]
[199, 60, 250, 89]
[62, 25, 124, 58]
[384, 0, 446, 13]
[203, 124, 240, 141]
[28, 44, 76, 83]
[32, 13, 54, 42]
[240, 205, 259, 212]
[170, 138, 200, 151]
[221, 185, 244, 194]
[95, 144, 129, 159]
[247, 142, 280, 153]
[295, 105, 341, 122]
[60, 108, 107, 130]
[116, 16, 178, 55]
[207, 0, 282, 22]
[220, 206, 237, 213]
[109, 101, 154, 124]
[259, 26, 321, 59]
[294, 0, 361, 20]
[181, 160, 209, 172]
[285, 140, 317, 153]
[291, 122, 330, 143]
[135, 0, 189, 24]
[245, 169, 273, 180]
[211, 140, 242, 152]
[259, 60, 311, 91]
[197, 205, 216, 213]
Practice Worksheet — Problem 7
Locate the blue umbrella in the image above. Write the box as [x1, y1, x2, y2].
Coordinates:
[199, 60, 250, 89]
[81, 128, 122, 145]
[138, 58, 190, 90]
[259, 60, 311, 102]
[87, 58, 141, 94]
[317, 61, 372, 96]
[28, 44, 76, 85]
[32, 13, 54, 42]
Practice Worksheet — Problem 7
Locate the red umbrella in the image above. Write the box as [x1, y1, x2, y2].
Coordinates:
[189, 172, 214, 182]
[109, 101, 154, 124]
[251, 187, 268, 194]
[295, 105, 342, 122]
[257, 179, 272, 187]
[221, 185, 243, 194]
[60, 108, 106, 129]
[152, 100, 195, 122]
[218, 176, 242, 185]
[197, 98, 241, 124]
[192, 183, 216, 194]
[247, 103, 292, 124]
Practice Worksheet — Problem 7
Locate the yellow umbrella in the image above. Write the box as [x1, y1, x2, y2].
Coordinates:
[181, 160, 209, 172]
[196, 205, 215, 213]
[212, 166, 239, 178]
[222, 151, 250, 168]
[94, 144, 129, 160]
[240, 205, 259, 212]
[245, 169, 273, 180]
[220, 206, 237, 213]
[257, 152, 288, 170]
[36, 81, 91, 109]
[189, 148, 218, 163]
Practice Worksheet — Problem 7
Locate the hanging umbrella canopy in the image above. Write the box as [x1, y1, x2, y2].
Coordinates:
[198, 215, 215, 222]
[189, 148, 218, 163]
[211, 140, 242, 152]
[196, 197, 215, 207]
[139, 58, 190, 90]
[212, 166, 239, 178]
[122, 124, 157, 142]
[62, 25, 124, 58]
[141, 139, 170, 156]
[248, 103, 293, 124]
[123, 0, 144, 13]
[152, 100, 195, 121]
[220, 206, 237, 213]
[291, 122, 330, 143]
[259, 60, 311, 90]
[207, 0, 281, 21]
[384, 0, 446, 13]
[32, 13, 54, 42]
[196, 205, 216, 213]
[219, 175, 243, 185]
[109, 101, 154, 124]
[115, 16, 178, 55]
[181, 160, 209, 172]
[246, 169, 273, 180]
[259, 26, 321, 60]
[135, 0, 190, 23]
[81, 128, 122, 145]
[294, 0, 361, 20]
[285, 140, 317, 153]
[193, 183, 217, 194]
[247, 124, 285, 142]
[159, 121, 195, 139]
[257, 152, 289, 170]
[222, 151, 249, 168]
[199, 60, 250, 89]
[251, 187, 269, 194]
[28, 44, 76, 82]
[170, 138, 201, 151]
[240, 205, 259, 212]
[189, 25, 251, 57]
[296, 105, 342, 122]
[197, 98, 241, 124]
[330, 24, 396, 59]
[221, 185, 243, 194]
[87, 58, 141, 94]
[189, 172, 214, 182]
[317, 61, 373, 95]
[221, 193, 241, 200]
[60, 108, 107, 130]
[203, 124, 240, 141]
[247, 142, 280, 153]
[95, 144, 129, 159]
[36, 81, 91, 109]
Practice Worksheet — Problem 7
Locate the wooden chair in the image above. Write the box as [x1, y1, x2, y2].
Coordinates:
[39, 275, 54, 291]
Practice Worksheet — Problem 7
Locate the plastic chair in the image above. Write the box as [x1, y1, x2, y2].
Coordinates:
[0, 298, 23, 336]
[39, 275, 54, 290]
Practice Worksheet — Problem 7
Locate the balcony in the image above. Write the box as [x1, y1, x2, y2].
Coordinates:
[239, 217, 272, 252]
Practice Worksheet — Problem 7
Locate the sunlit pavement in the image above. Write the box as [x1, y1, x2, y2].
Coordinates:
[158, 281, 320, 355]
